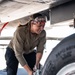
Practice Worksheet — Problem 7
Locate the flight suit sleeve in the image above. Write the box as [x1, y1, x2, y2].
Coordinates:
[13, 28, 27, 66]
[37, 30, 46, 53]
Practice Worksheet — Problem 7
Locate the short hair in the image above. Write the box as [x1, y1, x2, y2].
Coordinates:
[33, 13, 43, 19]
[32, 13, 46, 22]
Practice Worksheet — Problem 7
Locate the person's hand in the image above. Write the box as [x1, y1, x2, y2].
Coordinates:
[28, 70, 33, 75]
[33, 65, 37, 72]
[33, 64, 39, 72]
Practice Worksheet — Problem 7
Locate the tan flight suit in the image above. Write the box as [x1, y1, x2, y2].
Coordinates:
[8, 24, 46, 66]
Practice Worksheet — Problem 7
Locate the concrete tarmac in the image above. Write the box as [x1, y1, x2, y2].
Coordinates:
[0, 68, 28, 75]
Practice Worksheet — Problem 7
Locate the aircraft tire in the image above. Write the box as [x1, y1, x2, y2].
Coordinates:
[41, 33, 75, 75]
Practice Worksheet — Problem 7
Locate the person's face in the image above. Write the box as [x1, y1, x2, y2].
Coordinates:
[31, 21, 45, 34]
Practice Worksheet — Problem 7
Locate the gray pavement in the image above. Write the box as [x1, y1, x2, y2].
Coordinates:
[0, 68, 28, 75]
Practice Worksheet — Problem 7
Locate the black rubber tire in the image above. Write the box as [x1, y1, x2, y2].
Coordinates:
[41, 33, 75, 75]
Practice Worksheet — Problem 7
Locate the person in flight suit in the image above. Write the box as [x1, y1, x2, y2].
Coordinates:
[5, 13, 46, 75]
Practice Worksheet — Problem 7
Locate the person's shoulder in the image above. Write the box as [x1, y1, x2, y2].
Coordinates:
[40, 30, 46, 37]
[41, 30, 46, 34]
[17, 24, 28, 31]
[14, 25, 28, 35]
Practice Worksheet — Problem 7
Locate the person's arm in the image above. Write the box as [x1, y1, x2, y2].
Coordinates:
[34, 30, 46, 70]
[35, 52, 42, 68]
[13, 28, 33, 75]
[23, 64, 33, 75]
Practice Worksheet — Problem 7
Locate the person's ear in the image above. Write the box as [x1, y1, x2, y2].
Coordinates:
[31, 20, 34, 24]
